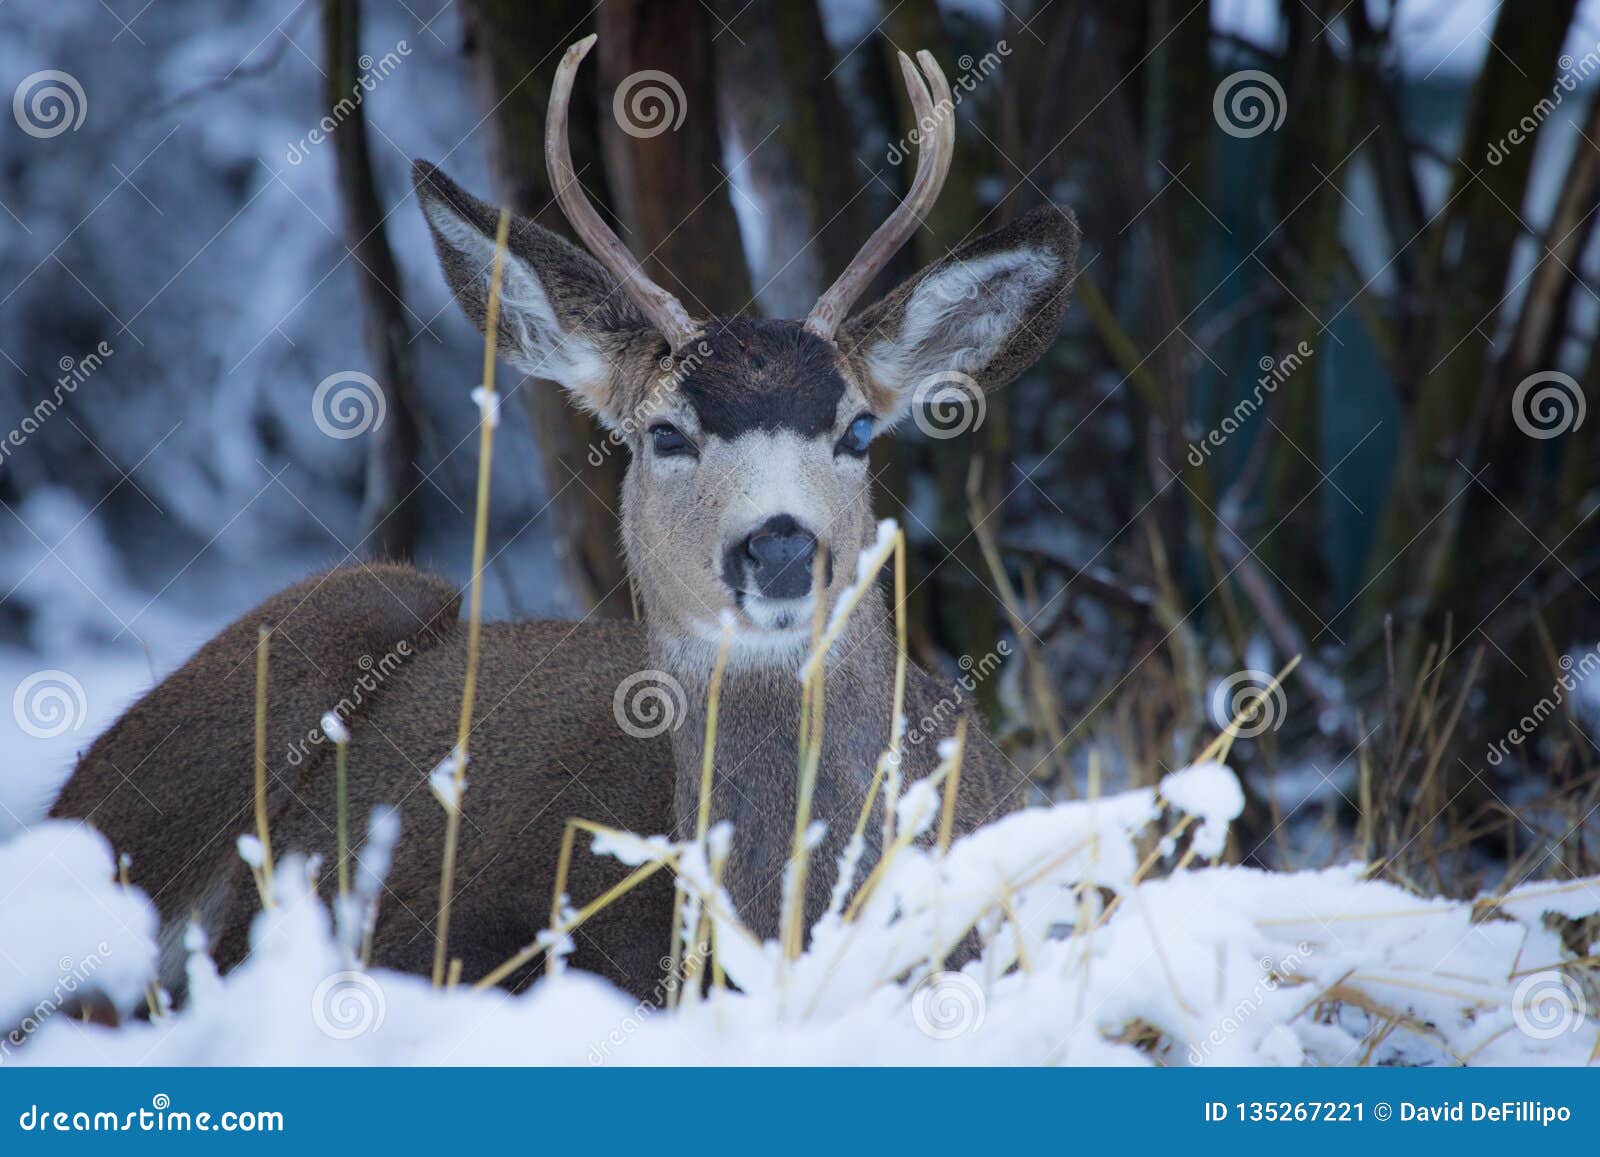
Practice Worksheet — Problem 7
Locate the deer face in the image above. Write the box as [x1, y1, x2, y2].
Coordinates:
[413, 38, 1079, 664]
[618, 320, 877, 643]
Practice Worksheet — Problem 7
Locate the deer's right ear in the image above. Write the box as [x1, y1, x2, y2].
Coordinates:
[412, 160, 654, 424]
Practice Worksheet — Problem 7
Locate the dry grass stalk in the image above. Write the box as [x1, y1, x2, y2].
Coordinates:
[841, 753, 961, 925]
[432, 207, 512, 986]
[1196, 654, 1301, 767]
[252, 625, 276, 906]
[118, 856, 165, 1019]
[333, 733, 350, 901]
[966, 459, 1073, 792]
[476, 824, 676, 992]
[544, 820, 579, 978]
[784, 531, 899, 959]
[936, 715, 968, 854]
[668, 616, 735, 1007]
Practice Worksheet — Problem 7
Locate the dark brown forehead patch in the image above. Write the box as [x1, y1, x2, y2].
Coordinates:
[678, 318, 848, 439]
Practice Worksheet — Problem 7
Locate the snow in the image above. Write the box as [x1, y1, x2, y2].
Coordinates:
[0, 823, 157, 1041]
[1159, 762, 1245, 859]
[319, 710, 349, 745]
[470, 387, 501, 430]
[235, 834, 265, 871]
[426, 748, 467, 811]
[4, 763, 1596, 1066]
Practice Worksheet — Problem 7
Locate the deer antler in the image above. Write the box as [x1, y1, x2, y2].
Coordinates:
[804, 51, 955, 342]
[546, 35, 699, 351]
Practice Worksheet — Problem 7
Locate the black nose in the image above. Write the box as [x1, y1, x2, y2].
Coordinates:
[740, 515, 819, 600]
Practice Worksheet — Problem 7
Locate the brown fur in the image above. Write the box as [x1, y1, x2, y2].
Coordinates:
[52, 565, 674, 999]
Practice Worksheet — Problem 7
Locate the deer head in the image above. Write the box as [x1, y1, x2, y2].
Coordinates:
[414, 35, 1079, 665]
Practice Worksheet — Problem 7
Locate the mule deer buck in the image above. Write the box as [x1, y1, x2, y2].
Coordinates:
[51, 37, 1079, 1001]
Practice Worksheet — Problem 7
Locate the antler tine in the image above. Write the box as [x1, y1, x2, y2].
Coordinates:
[915, 50, 956, 191]
[803, 51, 956, 341]
[546, 35, 699, 351]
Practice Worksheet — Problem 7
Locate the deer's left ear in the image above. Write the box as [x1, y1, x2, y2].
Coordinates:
[838, 205, 1080, 421]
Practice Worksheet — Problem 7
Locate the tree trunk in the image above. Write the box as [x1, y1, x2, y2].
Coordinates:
[1361, 0, 1578, 674]
[596, 0, 752, 315]
[876, 1, 1005, 690]
[323, 0, 419, 561]
[459, 0, 633, 617]
[1256, 0, 1352, 607]
[713, 0, 857, 317]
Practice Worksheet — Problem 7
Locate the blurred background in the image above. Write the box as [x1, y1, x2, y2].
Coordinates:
[3, 0, 1598, 893]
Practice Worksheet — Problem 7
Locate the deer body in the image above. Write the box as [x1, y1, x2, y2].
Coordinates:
[52, 566, 677, 995]
[49, 38, 1080, 1002]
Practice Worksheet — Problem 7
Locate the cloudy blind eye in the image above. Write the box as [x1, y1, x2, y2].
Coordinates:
[836, 415, 874, 457]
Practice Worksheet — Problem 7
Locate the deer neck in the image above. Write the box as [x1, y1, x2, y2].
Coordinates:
[651, 593, 897, 941]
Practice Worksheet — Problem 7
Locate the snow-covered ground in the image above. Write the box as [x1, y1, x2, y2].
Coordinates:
[4, 762, 1595, 1066]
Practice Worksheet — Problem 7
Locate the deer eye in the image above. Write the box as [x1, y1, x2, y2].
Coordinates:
[649, 423, 696, 459]
[835, 414, 874, 458]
